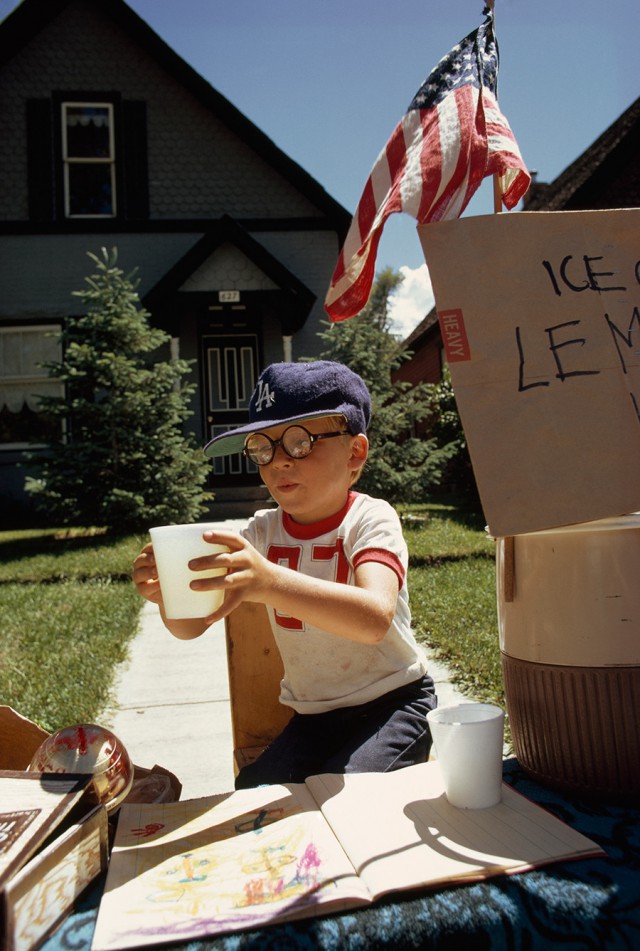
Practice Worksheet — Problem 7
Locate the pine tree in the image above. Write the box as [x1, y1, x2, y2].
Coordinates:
[423, 366, 481, 508]
[312, 268, 454, 503]
[26, 248, 210, 531]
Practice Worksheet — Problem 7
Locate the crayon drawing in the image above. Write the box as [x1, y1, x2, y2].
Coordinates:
[92, 789, 367, 950]
[143, 824, 319, 910]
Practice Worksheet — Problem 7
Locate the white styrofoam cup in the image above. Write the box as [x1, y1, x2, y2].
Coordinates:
[427, 702, 504, 808]
[149, 523, 229, 619]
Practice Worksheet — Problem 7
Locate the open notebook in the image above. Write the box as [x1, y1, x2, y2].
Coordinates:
[92, 760, 604, 950]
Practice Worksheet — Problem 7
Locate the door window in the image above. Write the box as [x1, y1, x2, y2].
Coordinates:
[202, 333, 260, 478]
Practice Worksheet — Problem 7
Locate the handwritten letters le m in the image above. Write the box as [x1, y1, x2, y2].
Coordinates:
[419, 209, 640, 537]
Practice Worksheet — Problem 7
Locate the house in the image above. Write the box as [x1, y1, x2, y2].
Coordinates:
[395, 94, 640, 390]
[0, 0, 350, 523]
[522, 95, 640, 212]
[394, 307, 443, 393]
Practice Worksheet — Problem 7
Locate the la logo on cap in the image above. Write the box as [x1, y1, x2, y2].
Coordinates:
[254, 380, 276, 413]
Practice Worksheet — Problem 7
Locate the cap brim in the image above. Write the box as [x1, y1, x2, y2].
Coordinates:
[203, 411, 346, 458]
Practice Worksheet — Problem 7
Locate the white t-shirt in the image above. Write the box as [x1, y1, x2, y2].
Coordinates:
[241, 490, 428, 714]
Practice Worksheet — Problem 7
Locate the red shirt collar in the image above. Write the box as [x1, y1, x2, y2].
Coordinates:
[282, 491, 359, 539]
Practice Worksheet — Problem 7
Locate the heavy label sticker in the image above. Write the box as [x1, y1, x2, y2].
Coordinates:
[437, 309, 470, 362]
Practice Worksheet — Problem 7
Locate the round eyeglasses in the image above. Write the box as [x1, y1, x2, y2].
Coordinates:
[243, 425, 350, 467]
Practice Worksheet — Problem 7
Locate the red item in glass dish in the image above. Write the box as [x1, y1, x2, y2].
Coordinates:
[28, 723, 134, 813]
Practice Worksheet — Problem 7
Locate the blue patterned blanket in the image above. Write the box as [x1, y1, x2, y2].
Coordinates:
[43, 759, 640, 951]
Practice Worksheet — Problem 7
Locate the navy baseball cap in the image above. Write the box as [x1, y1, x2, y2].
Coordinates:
[203, 361, 371, 458]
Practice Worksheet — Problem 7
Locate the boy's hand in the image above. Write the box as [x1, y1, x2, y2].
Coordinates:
[132, 543, 163, 606]
[187, 530, 275, 622]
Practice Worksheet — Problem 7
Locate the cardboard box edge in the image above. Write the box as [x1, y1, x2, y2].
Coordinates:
[1, 804, 108, 951]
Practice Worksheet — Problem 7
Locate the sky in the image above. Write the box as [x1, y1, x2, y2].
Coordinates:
[1, 0, 636, 335]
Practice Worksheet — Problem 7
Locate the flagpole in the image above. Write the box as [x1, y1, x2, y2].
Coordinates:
[493, 175, 503, 214]
[485, 0, 515, 595]
[485, 0, 503, 215]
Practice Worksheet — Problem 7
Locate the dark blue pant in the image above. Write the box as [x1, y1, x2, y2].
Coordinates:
[235, 674, 437, 788]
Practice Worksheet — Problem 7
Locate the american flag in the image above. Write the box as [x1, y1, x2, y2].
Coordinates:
[325, 7, 530, 322]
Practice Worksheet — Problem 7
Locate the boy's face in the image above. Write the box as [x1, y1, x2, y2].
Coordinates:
[252, 416, 368, 524]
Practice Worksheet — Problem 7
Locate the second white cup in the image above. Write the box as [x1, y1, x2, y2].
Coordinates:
[427, 702, 505, 809]
[149, 523, 229, 619]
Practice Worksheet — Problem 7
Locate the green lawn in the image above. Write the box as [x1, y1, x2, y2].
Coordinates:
[0, 505, 505, 736]
[0, 529, 146, 732]
[400, 504, 503, 709]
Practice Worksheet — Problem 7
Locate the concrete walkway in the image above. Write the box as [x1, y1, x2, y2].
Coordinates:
[102, 520, 470, 800]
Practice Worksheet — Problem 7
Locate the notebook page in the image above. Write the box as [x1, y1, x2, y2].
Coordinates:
[306, 762, 604, 898]
[92, 782, 369, 950]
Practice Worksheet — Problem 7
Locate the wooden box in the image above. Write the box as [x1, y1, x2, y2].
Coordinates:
[0, 706, 181, 949]
[0, 708, 107, 951]
[1, 804, 108, 951]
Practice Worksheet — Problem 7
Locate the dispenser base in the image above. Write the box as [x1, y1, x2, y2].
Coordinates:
[501, 653, 640, 800]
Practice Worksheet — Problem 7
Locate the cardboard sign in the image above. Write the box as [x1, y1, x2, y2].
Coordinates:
[418, 209, 640, 537]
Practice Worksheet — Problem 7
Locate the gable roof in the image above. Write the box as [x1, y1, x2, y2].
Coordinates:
[0, 0, 351, 231]
[401, 306, 439, 349]
[523, 95, 640, 211]
[144, 216, 316, 335]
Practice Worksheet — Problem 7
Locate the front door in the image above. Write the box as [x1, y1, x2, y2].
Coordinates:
[201, 330, 260, 483]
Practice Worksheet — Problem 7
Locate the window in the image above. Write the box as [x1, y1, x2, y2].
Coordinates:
[0, 326, 63, 448]
[62, 102, 116, 217]
[27, 95, 148, 222]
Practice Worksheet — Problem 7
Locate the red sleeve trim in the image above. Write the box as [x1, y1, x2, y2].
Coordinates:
[352, 548, 405, 589]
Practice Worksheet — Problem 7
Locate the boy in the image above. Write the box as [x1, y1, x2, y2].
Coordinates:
[133, 361, 436, 787]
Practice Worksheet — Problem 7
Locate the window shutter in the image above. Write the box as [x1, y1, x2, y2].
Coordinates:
[122, 100, 149, 220]
[26, 99, 55, 221]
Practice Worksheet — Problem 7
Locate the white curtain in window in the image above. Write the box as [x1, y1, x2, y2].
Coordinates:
[0, 381, 62, 413]
[67, 113, 109, 128]
[0, 328, 61, 413]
